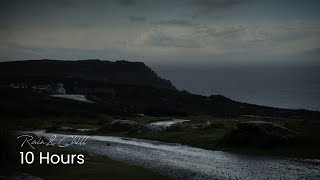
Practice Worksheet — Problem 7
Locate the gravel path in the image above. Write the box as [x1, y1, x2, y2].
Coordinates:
[33, 132, 320, 180]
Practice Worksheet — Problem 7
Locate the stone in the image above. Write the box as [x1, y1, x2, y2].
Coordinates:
[1, 173, 43, 180]
[224, 121, 297, 147]
[111, 120, 149, 133]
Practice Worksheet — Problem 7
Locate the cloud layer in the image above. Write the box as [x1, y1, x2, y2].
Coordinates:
[0, 0, 319, 65]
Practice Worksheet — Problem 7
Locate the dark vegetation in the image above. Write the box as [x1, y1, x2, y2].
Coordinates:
[0, 129, 17, 173]
[90, 116, 320, 158]
[0, 59, 319, 159]
[0, 59, 175, 90]
[1, 59, 319, 120]
[1, 83, 319, 122]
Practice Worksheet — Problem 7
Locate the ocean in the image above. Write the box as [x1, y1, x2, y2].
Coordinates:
[154, 65, 320, 111]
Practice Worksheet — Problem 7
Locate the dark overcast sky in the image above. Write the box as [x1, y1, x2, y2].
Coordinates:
[0, 0, 320, 66]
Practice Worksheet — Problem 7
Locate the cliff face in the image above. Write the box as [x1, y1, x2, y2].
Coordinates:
[0, 59, 176, 90]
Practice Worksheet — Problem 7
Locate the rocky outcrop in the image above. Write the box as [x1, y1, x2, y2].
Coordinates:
[111, 120, 149, 133]
[148, 119, 191, 131]
[224, 121, 297, 147]
[1, 173, 43, 180]
[59, 126, 77, 131]
[0, 59, 176, 90]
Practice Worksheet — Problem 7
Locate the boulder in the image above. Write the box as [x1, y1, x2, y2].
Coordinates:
[147, 119, 190, 131]
[59, 126, 77, 131]
[224, 121, 297, 147]
[111, 120, 149, 133]
[1, 173, 43, 180]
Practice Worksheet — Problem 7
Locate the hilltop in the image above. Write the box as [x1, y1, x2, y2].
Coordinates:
[0, 59, 175, 90]
[0, 59, 319, 120]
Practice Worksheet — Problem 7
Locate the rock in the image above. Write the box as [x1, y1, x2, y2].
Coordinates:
[147, 119, 190, 131]
[147, 125, 164, 132]
[191, 121, 224, 129]
[111, 120, 149, 133]
[191, 123, 209, 129]
[1, 173, 43, 180]
[224, 121, 297, 147]
[59, 126, 75, 131]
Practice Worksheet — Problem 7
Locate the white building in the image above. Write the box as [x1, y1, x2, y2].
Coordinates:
[32, 83, 66, 94]
[9, 83, 27, 89]
[52, 83, 66, 94]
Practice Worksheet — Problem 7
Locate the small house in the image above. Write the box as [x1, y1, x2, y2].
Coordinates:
[32, 83, 66, 94]
[73, 87, 115, 97]
[32, 85, 49, 91]
[9, 83, 27, 89]
[49, 83, 66, 94]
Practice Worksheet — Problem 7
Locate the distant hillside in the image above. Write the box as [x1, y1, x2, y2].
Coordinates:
[0, 59, 175, 90]
[1, 59, 319, 120]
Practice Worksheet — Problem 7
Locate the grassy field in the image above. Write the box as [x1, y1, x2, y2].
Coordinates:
[2, 87, 320, 160]
[90, 115, 320, 158]
[1, 115, 319, 180]
[4, 114, 320, 159]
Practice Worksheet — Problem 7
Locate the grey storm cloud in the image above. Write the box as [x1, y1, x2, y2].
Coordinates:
[303, 48, 320, 55]
[118, 0, 136, 6]
[143, 29, 202, 48]
[0, 0, 319, 65]
[151, 19, 194, 27]
[193, 0, 253, 8]
[116, 0, 252, 8]
[185, 0, 254, 18]
[147, 37, 201, 48]
[127, 16, 147, 22]
[202, 25, 247, 38]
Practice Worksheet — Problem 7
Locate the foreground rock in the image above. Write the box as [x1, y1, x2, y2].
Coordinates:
[1, 173, 43, 180]
[224, 121, 297, 147]
[148, 119, 191, 131]
[111, 120, 149, 133]
[59, 126, 78, 131]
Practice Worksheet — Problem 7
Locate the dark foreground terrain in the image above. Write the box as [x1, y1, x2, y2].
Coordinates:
[1, 60, 320, 179]
[0, 132, 170, 180]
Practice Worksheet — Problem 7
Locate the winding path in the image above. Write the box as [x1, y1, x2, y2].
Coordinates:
[32, 131, 320, 180]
